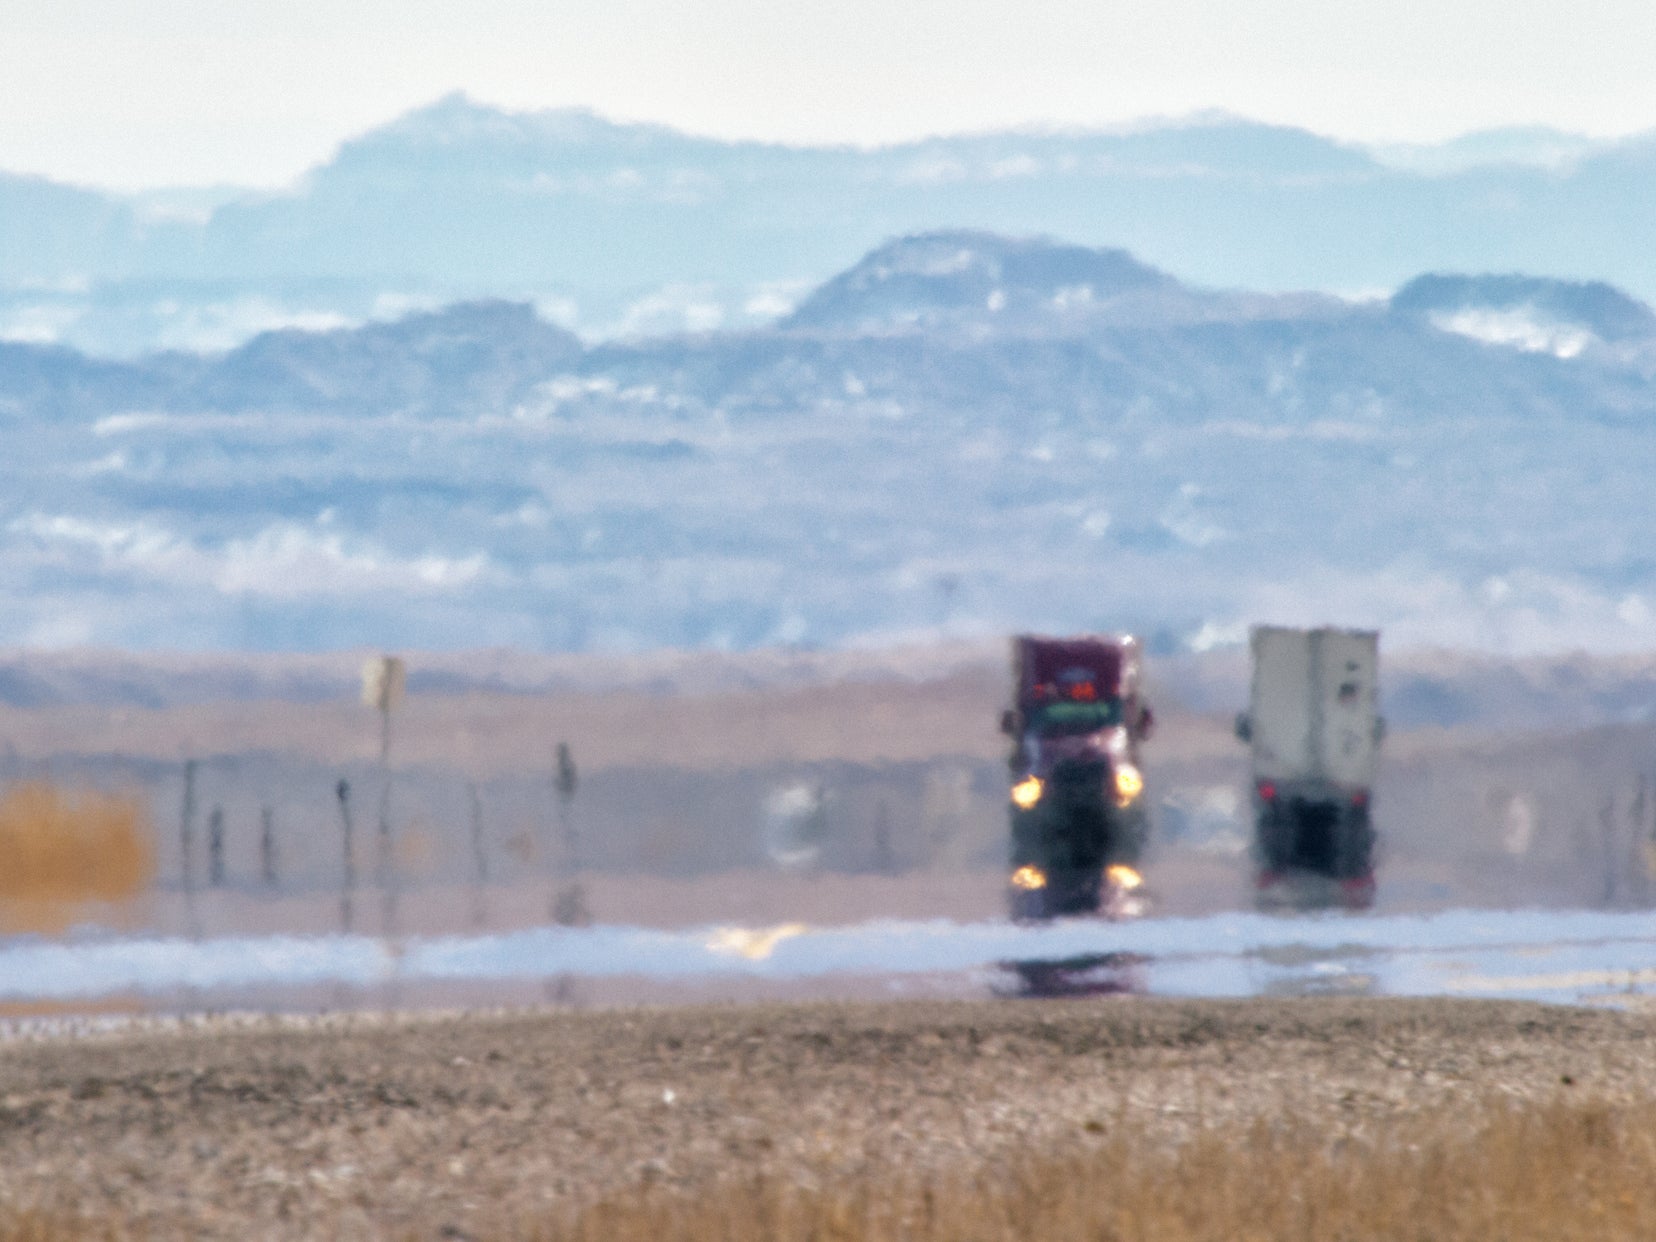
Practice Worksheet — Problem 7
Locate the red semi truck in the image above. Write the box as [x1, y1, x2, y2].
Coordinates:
[1000, 634, 1154, 919]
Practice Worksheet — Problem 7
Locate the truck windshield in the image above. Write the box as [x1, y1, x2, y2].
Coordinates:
[1031, 698, 1125, 736]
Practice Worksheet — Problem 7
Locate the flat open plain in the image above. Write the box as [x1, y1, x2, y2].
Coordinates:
[0, 996, 1651, 1239]
[0, 647, 1654, 1236]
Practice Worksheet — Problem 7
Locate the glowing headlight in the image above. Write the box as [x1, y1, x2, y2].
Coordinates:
[1113, 763, 1144, 807]
[1106, 864, 1143, 891]
[1010, 864, 1047, 890]
[1010, 775, 1044, 810]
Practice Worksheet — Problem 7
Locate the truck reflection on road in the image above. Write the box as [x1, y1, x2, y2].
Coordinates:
[995, 951, 1149, 998]
[1260, 970, 1378, 999]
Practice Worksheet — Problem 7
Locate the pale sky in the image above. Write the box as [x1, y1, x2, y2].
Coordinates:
[5, 0, 1656, 191]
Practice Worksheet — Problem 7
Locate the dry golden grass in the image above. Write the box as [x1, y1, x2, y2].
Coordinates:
[539, 1096, 1656, 1242]
[0, 1211, 114, 1241]
[2, 1096, 1649, 1241]
[0, 783, 153, 932]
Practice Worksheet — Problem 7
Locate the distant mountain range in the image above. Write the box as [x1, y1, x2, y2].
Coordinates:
[2, 230, 1654, 657]
[6, 96, 1656, 356]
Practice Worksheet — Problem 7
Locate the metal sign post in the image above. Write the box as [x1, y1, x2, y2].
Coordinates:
[361, 656, 406, 937]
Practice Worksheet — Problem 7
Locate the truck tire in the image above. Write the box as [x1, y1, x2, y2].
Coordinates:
[1044, 867, 1103, 917]
[1008, 883, 1051, 921]
[1107, 803, 1148, 868]
[1335, 807, 1374, 880]
[1256, 805, 1294, 872]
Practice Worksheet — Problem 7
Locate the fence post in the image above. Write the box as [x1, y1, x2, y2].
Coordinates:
[555, 741, 578, 870]
[550, 742, 588, 927]
[207, 806, 225, 888]
[260, 806, 276, 888]
[874, 800, 895, 875]
[180, 759, 199, 937]
[469, 781, 489, 929]
[336, 778, 355, 933]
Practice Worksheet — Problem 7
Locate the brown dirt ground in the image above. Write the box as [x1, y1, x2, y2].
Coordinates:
[0, 996, 1649, 1239]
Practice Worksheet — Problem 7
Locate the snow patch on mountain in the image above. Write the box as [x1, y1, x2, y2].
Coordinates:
[10, 514, 492, 598]
[1430, 306, 1597, 358]
[1394, 273, 1656, 359]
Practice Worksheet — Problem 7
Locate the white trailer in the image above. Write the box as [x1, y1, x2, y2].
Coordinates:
[1244, 626, 1381, 790]
[1236, 626, 1382, 906]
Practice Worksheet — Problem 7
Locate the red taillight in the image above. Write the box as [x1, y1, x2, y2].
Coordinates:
[1257, 780, 1277, 801]
[1350, 790, 1369, 808]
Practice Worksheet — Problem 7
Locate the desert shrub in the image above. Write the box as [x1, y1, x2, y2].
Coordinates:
[0, 783, 154, 929]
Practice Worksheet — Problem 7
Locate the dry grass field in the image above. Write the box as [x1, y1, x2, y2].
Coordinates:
[0, 997, 1652, 1239]
[547, 1099, 1656, 1242]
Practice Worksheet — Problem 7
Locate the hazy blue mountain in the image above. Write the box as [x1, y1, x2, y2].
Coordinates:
[6, 98, 1656, 357]
[1369, 126, 1606, 175]
[0, 172, 139, 282]
[181, 300, 583, 415]
[784, 232, 1180, 333]
[2, 231, 1655, 658]
[0, 339, 185, 422]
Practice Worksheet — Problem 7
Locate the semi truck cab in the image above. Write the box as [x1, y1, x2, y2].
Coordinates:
[1002, 634, 1153, 920]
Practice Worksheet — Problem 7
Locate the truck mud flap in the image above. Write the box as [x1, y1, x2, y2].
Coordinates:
[1256, 868, 1376, 911]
